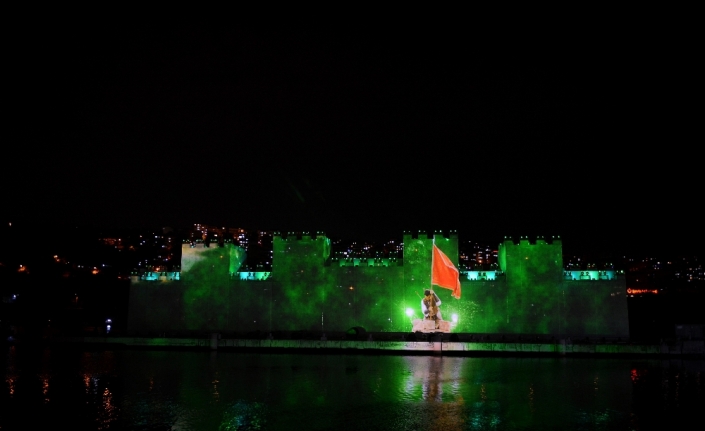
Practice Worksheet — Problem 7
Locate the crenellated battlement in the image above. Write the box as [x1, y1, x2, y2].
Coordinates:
[501, 235, 562, 246]
[497, 235, 564, 274]
[272, 232, 331, 271]
[402, 229, 459, 240]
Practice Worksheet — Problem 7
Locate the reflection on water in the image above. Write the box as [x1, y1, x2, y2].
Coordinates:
[1, 346, 703, 430]
[99, 386, 117, 430]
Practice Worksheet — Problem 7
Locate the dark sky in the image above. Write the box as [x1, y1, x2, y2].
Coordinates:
[5, 23, 700, 256]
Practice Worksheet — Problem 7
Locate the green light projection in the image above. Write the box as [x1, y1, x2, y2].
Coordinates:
[503, 239, 563, 334]
[181, 244, 244, 330]
[228, 245, 247, 275]
[128, 234, 628, 337]
[462, 238, 628, 336]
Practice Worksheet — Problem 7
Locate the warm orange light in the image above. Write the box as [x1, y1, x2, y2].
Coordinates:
[626, 288, 658, 294]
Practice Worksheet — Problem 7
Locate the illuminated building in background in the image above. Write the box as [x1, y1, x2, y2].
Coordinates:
[128, 231, 628, 338]
[186, 224, 273, 271]
[458, 240, 498, 270]
[624, 255, 704, 295]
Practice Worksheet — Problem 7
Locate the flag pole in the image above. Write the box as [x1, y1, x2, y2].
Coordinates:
[430, 234, 435, 291]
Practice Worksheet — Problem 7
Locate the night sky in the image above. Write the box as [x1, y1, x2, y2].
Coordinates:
[5, 23, 700, 256]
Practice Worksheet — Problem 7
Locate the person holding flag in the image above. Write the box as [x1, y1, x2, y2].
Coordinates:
[421, 289, 443, 328]
[425, 238, 463, 330]
[411, 237, 462, 333]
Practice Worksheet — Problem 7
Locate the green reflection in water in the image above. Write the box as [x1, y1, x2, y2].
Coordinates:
[218, 400, 267, 430]
[2, 347, 704, 430]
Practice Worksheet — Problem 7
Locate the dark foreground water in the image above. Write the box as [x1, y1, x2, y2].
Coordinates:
[1, 346, 703, 430]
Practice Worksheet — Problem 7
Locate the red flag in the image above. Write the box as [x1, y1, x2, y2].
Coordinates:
[432, 244, 461, 299]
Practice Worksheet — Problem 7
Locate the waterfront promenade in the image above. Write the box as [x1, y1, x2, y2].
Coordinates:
[51, 334, 705, 357]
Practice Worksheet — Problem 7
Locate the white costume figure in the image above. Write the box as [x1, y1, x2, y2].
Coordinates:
[421, 289, 443, 328]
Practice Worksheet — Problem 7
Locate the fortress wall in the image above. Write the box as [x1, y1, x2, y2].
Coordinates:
[562, 278, 629, 338]
[128, 233, 628, 338]
[457, 278, 509, 333]
[128, 281, 185, 332]
[502, 238, 564, 334]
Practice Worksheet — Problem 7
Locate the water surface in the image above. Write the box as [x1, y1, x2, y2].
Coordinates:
[1, 346, 702, 430]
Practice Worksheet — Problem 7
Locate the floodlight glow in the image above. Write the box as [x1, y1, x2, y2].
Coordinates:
[452, 314, 458, 323]
[406, 308, 414, 317]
